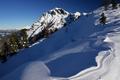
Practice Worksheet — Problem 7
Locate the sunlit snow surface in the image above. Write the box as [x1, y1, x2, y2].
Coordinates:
[0, 6, 120, 80]
[68, 6, 120, 80]
[0, 62, 51, 80]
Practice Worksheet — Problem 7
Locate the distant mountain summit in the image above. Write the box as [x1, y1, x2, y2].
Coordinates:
[27, 8, 80, 40]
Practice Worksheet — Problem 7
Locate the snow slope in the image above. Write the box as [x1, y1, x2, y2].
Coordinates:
[0, 6, 120, 80]
[68, 6, 120, 80]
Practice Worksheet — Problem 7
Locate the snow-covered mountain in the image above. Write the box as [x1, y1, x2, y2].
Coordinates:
[27, 8, 80, 38]
[1, 5, 120, 80]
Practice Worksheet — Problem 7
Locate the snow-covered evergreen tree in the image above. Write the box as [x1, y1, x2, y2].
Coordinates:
[99, 13, 107, 24]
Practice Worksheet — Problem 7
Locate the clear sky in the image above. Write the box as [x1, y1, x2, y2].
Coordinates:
[0, 0, 102, 29]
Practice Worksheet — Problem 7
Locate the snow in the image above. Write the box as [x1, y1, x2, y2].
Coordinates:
[0, 61, 51, 80]
[104, 36, 112, 42]
[74, 12, 81, 19]
[0, 5, 120, 80]
[101, 32, 120, 80]
[67, 5, 120, 80]
[44, 42, 90, 63]
[94, 5, 120, 25]
[82, 12, 88, 16]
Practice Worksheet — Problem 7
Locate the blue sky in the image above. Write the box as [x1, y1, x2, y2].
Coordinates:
[0, 0, 102, 29]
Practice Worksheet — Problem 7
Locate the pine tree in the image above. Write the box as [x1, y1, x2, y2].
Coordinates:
[9, 33, 19, 54]
[99, 13, 107, 25]
[20, 29, 29, 48]
[103, 0, 112, 10]
[111, 0, 118, 9]
[41, 27, 49, 38]
[0, 41, 9, 63]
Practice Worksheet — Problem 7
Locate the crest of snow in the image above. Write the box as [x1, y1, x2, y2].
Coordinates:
[104, 36, 112, 42]
[74, 12, 81, 19]
[82, 12, 88, 16]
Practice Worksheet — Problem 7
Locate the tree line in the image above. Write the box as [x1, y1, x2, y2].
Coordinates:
[0, 29, 29, 63]
[0, 26, 58, 63]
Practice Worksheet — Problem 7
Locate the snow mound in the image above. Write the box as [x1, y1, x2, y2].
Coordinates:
[0, 61, 51, 80]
